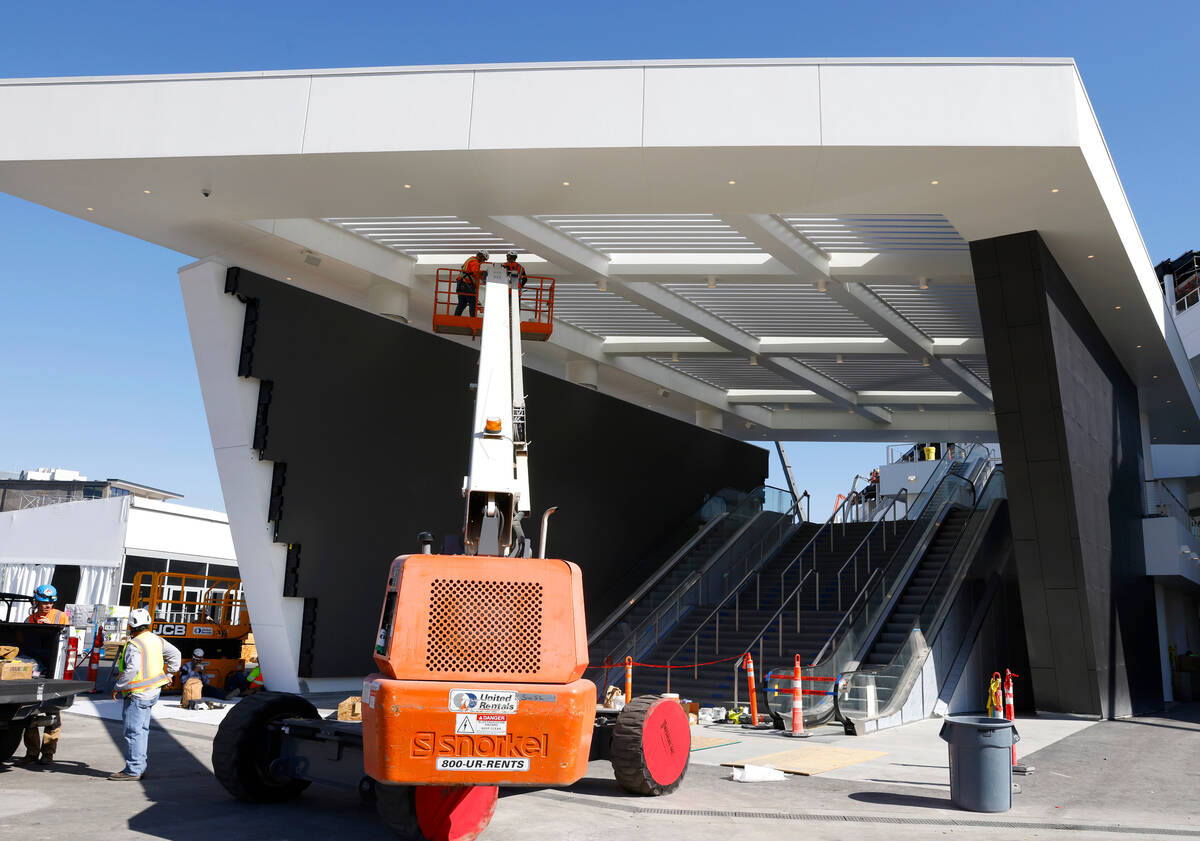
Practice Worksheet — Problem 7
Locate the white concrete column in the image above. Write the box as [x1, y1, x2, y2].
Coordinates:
[179, 259, 302, 694]
[366, 275, 411, 322]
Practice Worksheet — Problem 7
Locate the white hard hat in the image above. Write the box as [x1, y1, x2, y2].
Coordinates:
[192, 648, 205, 659]
[128, 608, 152, 628]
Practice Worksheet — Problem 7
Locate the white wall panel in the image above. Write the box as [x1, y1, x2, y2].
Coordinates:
[468, 69, 644, 149]
[124, 502, 235, 562]
[0, 496, 126, 567]
[0, 78, 311, 160]
[643, 66, 820, 147]
[819, 65, 1078, 147]
[302, 73, 474, 153]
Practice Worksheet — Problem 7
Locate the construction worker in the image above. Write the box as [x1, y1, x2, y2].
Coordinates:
[16, 584, 70, 765]
[455, 250, 488, 317]
[502, 251, 528, 289]
[108, 607, 180, 780]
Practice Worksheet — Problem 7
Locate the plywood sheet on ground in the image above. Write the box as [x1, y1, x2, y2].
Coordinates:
[721, 745, 886, 775]
[690, 735, 740, 751]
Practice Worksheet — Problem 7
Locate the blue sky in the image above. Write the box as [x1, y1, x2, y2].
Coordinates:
[1, 0, 1198, 512]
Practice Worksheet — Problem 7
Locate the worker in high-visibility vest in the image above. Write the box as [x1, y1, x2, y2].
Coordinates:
[107, 608, 180, 781]
[15, 585, 71, 765]
[455, 250, 489, 317]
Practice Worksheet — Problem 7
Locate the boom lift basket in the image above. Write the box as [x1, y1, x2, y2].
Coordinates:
[431, 267, 555, 341]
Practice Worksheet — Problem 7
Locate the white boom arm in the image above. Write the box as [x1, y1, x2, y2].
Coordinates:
[462, 264, 531, 556]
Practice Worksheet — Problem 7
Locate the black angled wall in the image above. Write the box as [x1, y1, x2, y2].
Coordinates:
[970, 231, 1161, 717]
[224, 269, 767, 679]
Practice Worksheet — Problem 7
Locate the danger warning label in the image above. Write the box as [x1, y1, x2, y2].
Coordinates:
[455, 713, 508, 735]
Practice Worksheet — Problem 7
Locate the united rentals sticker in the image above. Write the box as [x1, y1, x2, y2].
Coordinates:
[448, 689, 519, 714]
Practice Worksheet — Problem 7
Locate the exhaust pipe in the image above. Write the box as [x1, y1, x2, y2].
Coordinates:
[538, 507, 558, 558]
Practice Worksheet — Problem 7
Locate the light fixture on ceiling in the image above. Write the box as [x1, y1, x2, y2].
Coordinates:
[142, 189, 151, 195]
[835, 353, 844, 364]
[919, 277, 929, 290]
[749, 355, 758, 366]
[403, 184, 412, 189]
[1115, 305, 1122, 310]
[561, 181, 571, 187]
[86, 207, 94, 212]
[728, 180, 736, 185]
[597, 277, 607, 292]
[784, 404, 791, 412]
[1153, 374, 1159, 379]
[285, 276, 293, 281]
[930, 180, 939, 185]
[1050, 187, 1061, 193]
[817, 278, 827, 293]
[1087, 254, 1095, 259]
[1167, 399, 1172, 404]
[922, 356, 931, 367]
[1136, 344, 1143, 348]
[707, 275, 717, 288]
[918, 404, 926, 413]
[671, 352, 679, 363]
[302, 250, 322, 267]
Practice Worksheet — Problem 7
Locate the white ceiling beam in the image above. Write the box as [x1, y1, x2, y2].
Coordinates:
[485, 215, 892, 424]
[549, 320, 773, 428]
[727, 389, 978, 407]
[601, 336, 987, 356]
[247, 218, 415, 285]
[723, 213, 993, 408]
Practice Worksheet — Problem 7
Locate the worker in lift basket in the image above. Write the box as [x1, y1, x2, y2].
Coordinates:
[15, 585, 70, 765]
[107, 607, 180, 780]
[455, 250, 489, 317]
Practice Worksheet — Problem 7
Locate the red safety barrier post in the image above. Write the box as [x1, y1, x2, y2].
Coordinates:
[84, 624, 104, 691]
[64, 635, 79, 679]
[624, 656, 633, 705]
[1003, 668, 1033, 774]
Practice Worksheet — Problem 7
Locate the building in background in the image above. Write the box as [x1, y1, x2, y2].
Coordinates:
[0, 472, 235, 620]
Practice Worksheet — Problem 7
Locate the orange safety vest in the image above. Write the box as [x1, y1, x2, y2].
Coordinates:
[28, 607, 70, 625]
[122, 633, 170, 694]
[461, 257, 484, 282]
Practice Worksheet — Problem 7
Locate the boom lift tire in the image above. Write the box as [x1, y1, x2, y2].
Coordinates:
[0, 725, 23, 762]
[376, 784, 498, 841]
[610, 694, 691, 796]
[212, 691, 319, 802]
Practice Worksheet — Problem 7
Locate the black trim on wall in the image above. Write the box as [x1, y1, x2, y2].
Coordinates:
[970, 230, 1161, 717]
[223, 268, 767, 678]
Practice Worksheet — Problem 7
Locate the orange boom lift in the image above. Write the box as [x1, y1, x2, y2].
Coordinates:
[212, 260, 690, 841]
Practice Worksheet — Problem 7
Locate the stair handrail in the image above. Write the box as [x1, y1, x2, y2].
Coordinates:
[594, 495, 803, 683]
[588, 483, 791, 647]
[811, 465, 983, 669]
[587, 512, 728, 647]
[655, 496, 807, 667]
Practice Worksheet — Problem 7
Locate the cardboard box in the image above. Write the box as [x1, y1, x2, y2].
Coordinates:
[337, 696, 362, 721]
[0, 660, 34, 680]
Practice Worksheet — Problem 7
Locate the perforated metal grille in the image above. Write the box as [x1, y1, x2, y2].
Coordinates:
[425, 579, 543, 673]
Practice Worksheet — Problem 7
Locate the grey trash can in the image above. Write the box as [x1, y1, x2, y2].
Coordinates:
[938, 715, 1020, 813]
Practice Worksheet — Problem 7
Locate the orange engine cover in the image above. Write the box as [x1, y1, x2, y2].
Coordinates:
[363, 554, 596, 786]
[362, 676, 596, 786]
[372, 554, 589, 684]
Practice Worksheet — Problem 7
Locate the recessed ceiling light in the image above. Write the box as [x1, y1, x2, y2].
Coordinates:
[86, 207, 94, 212]
[561, 181, 571, 187]
[1087, 255, 1095, 259]
[1153, 375, 1159, 379]
[1167, 399, 1173, 404]
[1114, 305, 1121, 310]
[728, 180, 736, 185]
[143, 189, 151, 195]
[930, 180, 939, 185]
[403, 184, 412, 189]
[1050, 187, 1060, 193]
[1136, 344, 1142, 348]
[285, 276, 293, 281]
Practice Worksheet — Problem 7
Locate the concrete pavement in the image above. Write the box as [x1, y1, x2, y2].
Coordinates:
[0, 702, 1196, 840]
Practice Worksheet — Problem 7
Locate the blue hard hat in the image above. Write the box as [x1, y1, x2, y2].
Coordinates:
[33, 584, 58, 603]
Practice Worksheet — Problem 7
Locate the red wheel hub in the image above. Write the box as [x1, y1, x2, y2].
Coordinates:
[641, 699, 690, 786]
